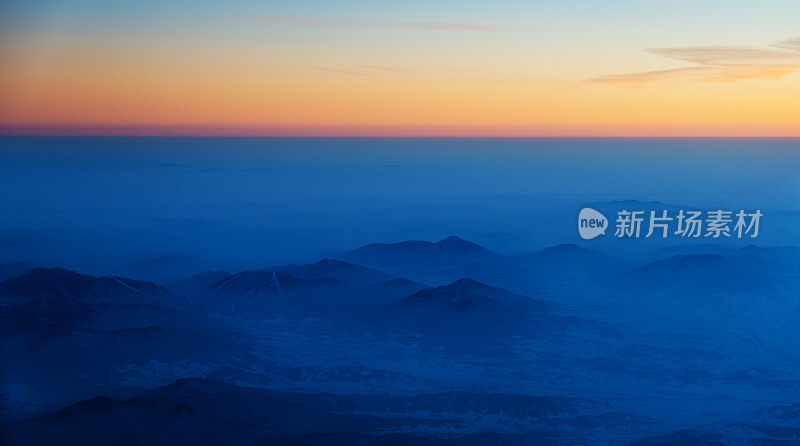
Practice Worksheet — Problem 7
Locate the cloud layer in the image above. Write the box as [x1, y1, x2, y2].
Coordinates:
[589, 38, 800, 86]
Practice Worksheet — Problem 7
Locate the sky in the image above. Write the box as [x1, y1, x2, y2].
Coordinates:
[1, 0, 799, 136]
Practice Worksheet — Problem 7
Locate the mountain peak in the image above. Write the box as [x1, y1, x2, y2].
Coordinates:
[674, 253, 726, 263]
[0, 267, 181, 306]
[448, 277, 491, 290]
[274, 258, 395, 284]
[438, 235, 467, 243]
[314, 258, 345, 266]
[401, 285, 485, 310]
[341, 237, 496, 279]
[436, 236, 486, 250]
[533, 244, 606, 262]
[16, 267, 86, 280]
[400, 278, 505, 309]
[0, 268, 100, 299]
[69, 396, 120, 412]
[642, 253, 730, 274]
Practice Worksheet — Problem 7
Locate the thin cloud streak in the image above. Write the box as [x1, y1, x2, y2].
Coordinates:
[309, 66, 367, 76]
[589, 65, 800, 86]
[647, 45, 800, 65]
[588, 67, 712, 86]
[774, 37, 800, 51]
[361, 65, 414, 73]
[589, 37, 800, 86]
[230, 15, 537, 32]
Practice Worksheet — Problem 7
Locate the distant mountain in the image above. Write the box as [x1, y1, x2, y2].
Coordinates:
[0, 378, 601, 445]
[124, 255, 215, 284]
[341, 240, 625, 296]
[446, 243, 623, 296]
[212, 269, 333, 295]
[166, 270, 231, 298]
[198, 268, 418, 319]
[630, 402, 800, 445]
[0, 378, 418, 444]
[171, 260, 398, 306]
[373, 277, 427, 295]
[656, 243, 731, 258]
[532, 243, 607, 260]
[636, 254, 751, 293]
[0, 297, 231, 423]
[586, 200, 700, 215]
[511, 243, 620, 276]
[624, 251, 800, 307]
[730, 245, 800, 277]
[201, 270, 325, 316]
[0, 268, 189, 307]
[0, 262, 35, 281]
[643, 246, 800, 293]
[341, 236, 498, 280]
[657, 244, 800, 262]
[380, 278, 559, 343]
[401, 278, 546, 312]
[0, 296, 96, 340]
[273, 258, 396, 284]
[736, 245, 800, 258]
[643, 253, 730, 276]
[0, 288, 248, 423]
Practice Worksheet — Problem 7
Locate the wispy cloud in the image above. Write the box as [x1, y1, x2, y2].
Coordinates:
[308, 65, 416, 77]
[774, 37, 800, 51]
[309, 66, 367, 76]
[589, 67, 712, 87]
[647, 45, 800, 65]
[230, 15, 537, 32]
[588, 37, 800, 86]
[360, 65, 415, 73]
[590, 65, 799, 86]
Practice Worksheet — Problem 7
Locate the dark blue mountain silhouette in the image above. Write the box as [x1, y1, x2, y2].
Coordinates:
[586, 200, 699, 216]
[3, 240, 798, 444]
[198, 268, 420, 319]
[0, 379, 418, 444]
[509, 243, 621, 279]
[0, 378, 601, 445]
[124, 255, 215, 284]
[198, 270, 330, 317]
[341, 238, 624, 294]
[645, 246, 800, 295]
[373, 277, 427, 294]
[272, 258, 396, 284]
[444, 243, 622, 296]
[341, 236, 498, 277]
[635, 254, 752, 293]
[630, 403, 800, 445]
[401, 278, 546, 311]
[375, 278, 563, 344]
[731, 245, 800, 277]
[1, 292, 247, 423]
[643, 254, 730, 275]
[166, 270, 231, 298]
[0, 262, 35, 281]
[0, 268, 188, 307]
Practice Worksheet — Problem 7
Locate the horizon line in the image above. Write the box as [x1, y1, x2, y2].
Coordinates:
[2, 125, 800, 138]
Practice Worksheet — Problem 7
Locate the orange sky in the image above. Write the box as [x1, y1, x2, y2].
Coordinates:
[2, 2, 799, 136]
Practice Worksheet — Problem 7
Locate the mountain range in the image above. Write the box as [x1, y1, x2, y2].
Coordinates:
[2, 236, 799, 444]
